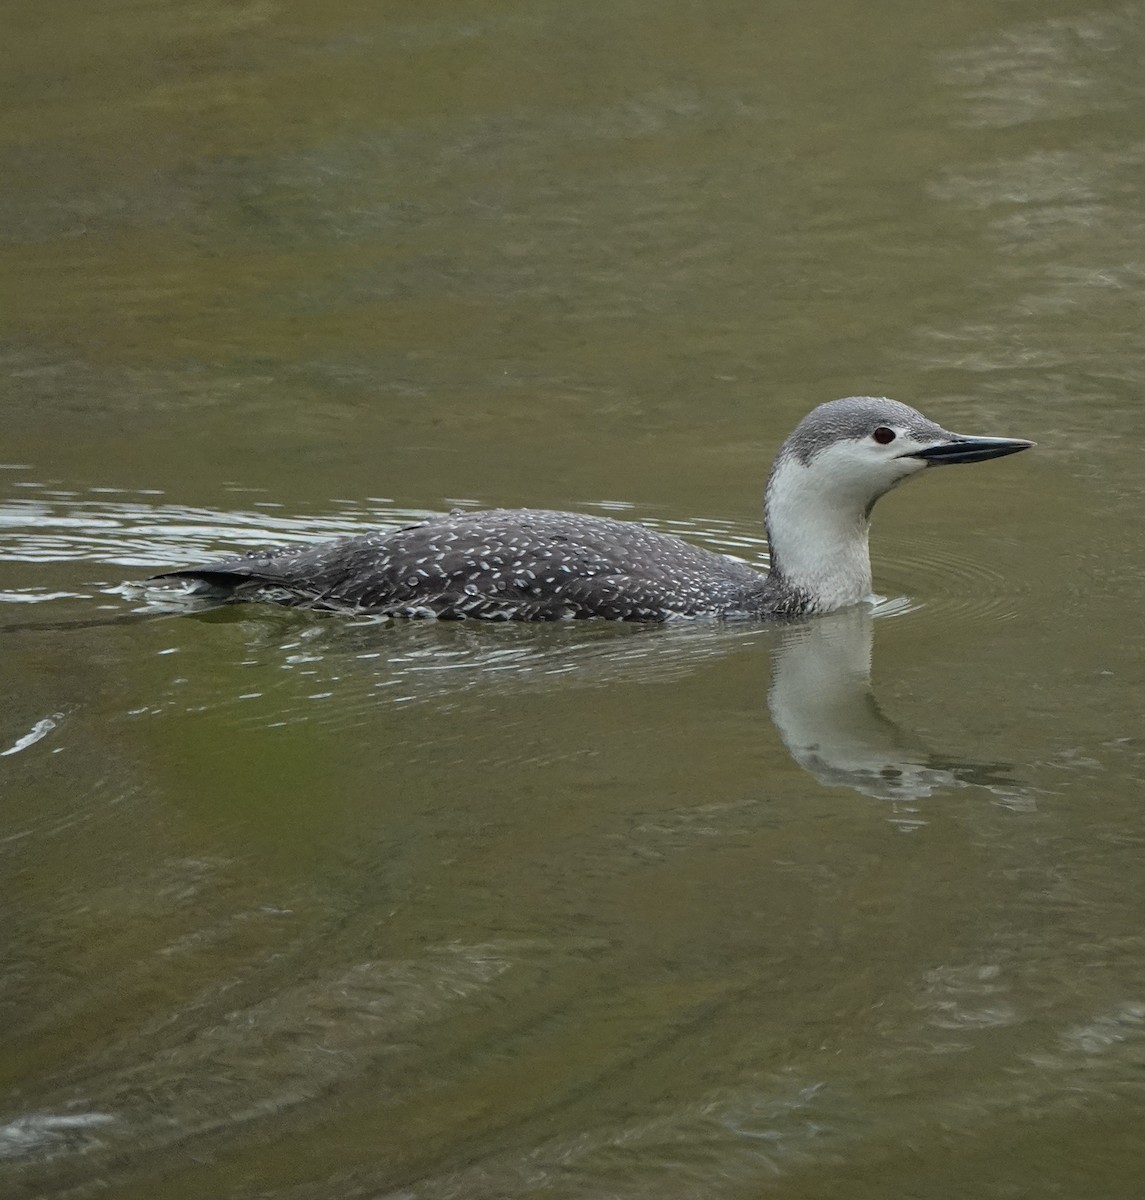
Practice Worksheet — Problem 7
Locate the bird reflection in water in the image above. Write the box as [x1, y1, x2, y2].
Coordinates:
[767, 605, 1018, 803]
[109, 582, 1022, 808]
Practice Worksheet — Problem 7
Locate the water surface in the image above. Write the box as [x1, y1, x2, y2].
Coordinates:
[4, 2, 1145, 1198]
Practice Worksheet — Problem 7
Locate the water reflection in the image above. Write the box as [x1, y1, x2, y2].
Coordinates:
[768, 607, 1018, 803]
[196, 600, 1025, 811]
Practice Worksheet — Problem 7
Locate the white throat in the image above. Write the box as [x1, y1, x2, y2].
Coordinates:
[764, 451, 880, 613]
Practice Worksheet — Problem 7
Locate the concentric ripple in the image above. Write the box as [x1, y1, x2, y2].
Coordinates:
[875, 533, 1026, 626]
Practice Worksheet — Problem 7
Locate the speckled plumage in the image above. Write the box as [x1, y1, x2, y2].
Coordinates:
[150, 397, 1032, 621]
[157, 509, 780, 620]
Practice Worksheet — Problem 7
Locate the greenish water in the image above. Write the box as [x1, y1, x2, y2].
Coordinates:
[3, 2, 1145, 1197]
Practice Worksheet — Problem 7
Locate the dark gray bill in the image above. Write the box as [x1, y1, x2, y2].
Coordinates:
[908, 435, 1035, 465]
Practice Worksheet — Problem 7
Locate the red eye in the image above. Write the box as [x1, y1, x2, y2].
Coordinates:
[872, 426, 896, 445]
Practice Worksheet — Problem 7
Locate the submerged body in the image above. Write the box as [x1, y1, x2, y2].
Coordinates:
[152, 397, 1033, 621]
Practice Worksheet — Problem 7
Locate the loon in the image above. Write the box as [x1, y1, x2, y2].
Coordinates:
[151, 397, 1032, 621]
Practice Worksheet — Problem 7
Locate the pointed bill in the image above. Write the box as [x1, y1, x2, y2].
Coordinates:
[907, 434, 1034, 465]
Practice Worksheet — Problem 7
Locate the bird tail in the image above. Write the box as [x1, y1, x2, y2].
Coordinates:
[148, 566, 260, 600]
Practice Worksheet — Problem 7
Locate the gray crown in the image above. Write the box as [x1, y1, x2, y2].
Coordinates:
[780, 397, 946, 466]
